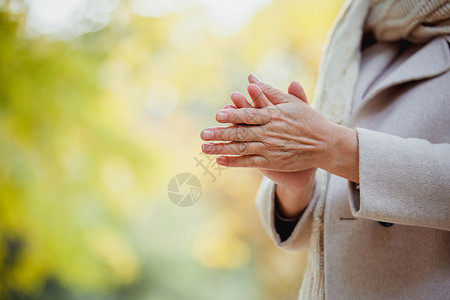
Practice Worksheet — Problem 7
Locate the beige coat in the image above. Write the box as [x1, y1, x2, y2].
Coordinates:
[257, 35, 450, 299]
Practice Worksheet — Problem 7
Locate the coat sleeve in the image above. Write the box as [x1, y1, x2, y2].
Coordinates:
[348, 128, 450, 231]
[256, 175, 321, 251]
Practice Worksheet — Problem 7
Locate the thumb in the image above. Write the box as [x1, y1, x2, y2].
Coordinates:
[288, 81, 308, 104]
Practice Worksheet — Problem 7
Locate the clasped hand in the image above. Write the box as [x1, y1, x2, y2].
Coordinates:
[200, 74, 334, 173]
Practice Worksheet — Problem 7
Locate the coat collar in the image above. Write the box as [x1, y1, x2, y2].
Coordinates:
[351, 35, 450, 118]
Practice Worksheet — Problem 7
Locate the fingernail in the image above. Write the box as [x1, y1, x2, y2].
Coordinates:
[202, 130, 213, 140]
[202, 143, 215, 153]
[216, 112, 227, 122]
[217, 156, 227, 165]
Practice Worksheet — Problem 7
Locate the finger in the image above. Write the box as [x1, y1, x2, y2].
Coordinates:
[202, 141, 263, 156]
[201, 125, 263, 142]
[248, 73, 289, 104]
[247, 83, 272, 108]
[216, 155, 270, 168]
[224, 104, 236, 109]
[215, 108, 271, 124]
[288, 81, 308, 104]
[231, 92, 253, 108]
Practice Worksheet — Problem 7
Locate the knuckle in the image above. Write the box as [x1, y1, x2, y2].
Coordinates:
[268, 107, 282, 121]
[245, 155, 253, 167]
[246, 110, 256, 123]
[236, 126, 248, 140]
[238, 142, 248, 155]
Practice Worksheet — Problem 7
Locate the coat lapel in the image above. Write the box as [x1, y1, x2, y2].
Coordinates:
[352, 36, 450, 117]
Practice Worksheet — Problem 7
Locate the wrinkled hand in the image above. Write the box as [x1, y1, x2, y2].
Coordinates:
[200, 74, 358, 217]
[211, 75, 318, 191]
[200, 75, 334, 174]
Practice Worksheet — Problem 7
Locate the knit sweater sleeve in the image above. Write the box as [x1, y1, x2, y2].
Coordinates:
[348, 128, 450, 231]
[256, 175, 320, 251]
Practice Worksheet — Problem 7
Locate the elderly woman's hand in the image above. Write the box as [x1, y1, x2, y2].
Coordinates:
[218, 78, 319, 218]
[201, 95, 322, 171]
[200, 75, 359, 217]
[201, 76, 359, 185]
[200, 75, 359, 184]
[216, 78, 318, 193]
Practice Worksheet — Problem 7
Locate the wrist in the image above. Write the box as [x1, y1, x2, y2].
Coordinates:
[275, 180, 314, 218]
[320, 123, 359, 183]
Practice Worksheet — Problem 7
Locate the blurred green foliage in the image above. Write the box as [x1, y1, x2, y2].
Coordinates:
[0, 1, 343, 299]
[0, 10, 157, 298]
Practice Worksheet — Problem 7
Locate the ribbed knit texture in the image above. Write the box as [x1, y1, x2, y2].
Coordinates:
[367, 0, 450, 43]
[301, 0, 450, 299]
